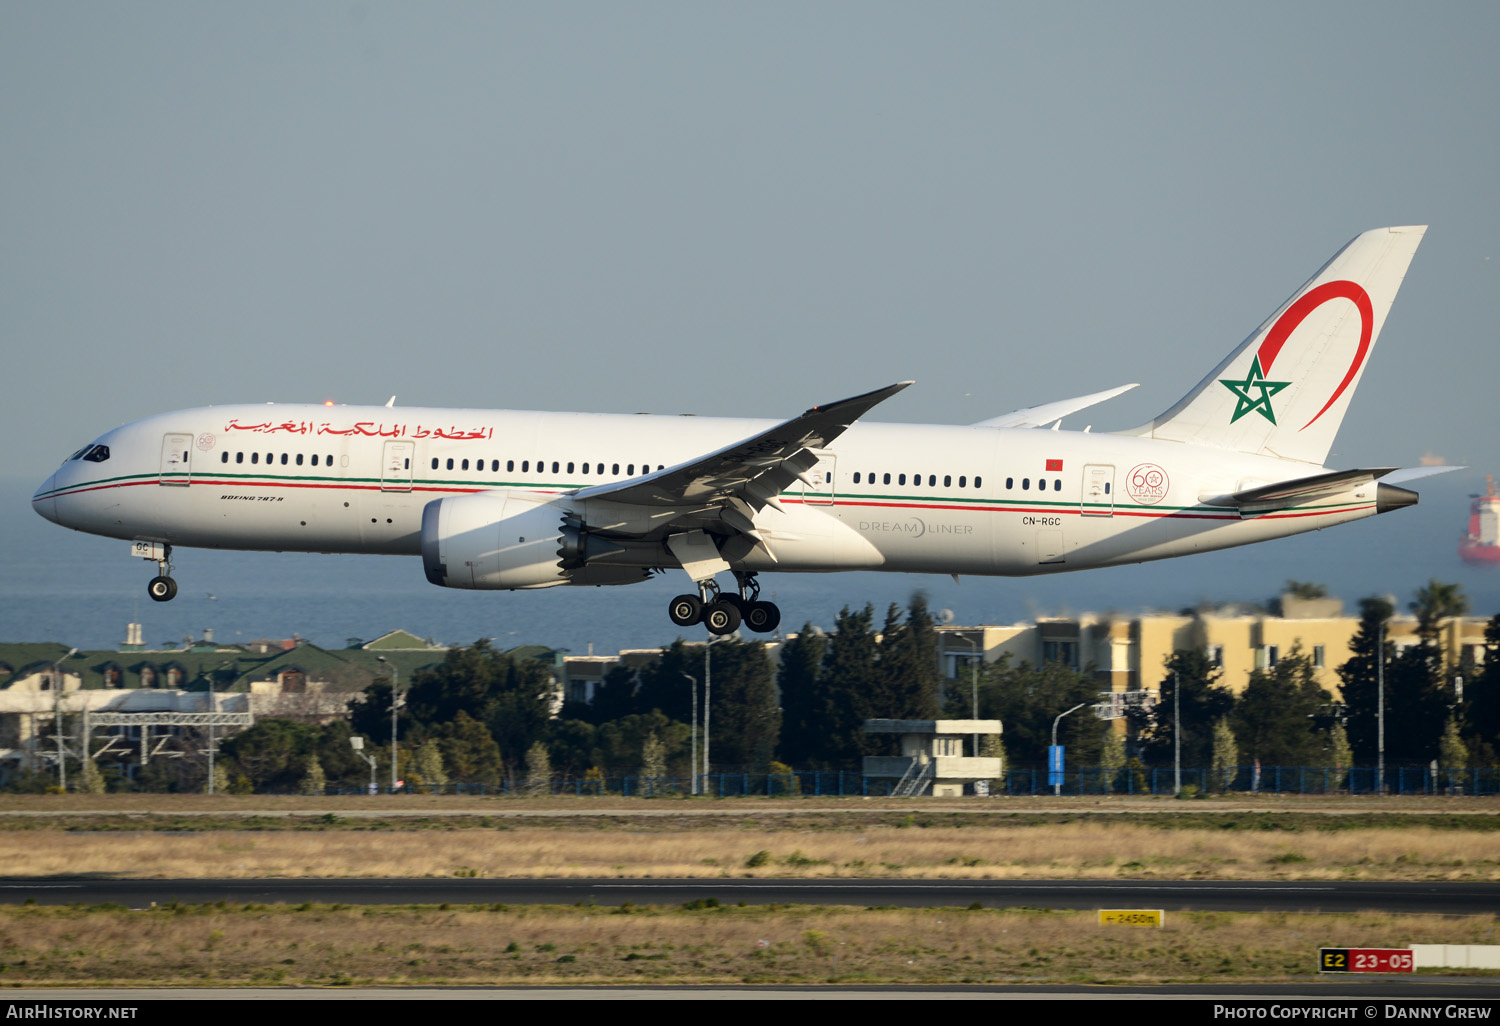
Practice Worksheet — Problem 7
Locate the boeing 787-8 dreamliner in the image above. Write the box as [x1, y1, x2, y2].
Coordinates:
[34, 226, 1450, 635]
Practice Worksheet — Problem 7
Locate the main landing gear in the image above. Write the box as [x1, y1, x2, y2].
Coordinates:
[667, 572, 781, 636]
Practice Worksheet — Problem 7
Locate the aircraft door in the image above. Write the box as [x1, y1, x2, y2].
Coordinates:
[381, 441, 415, 492]
[159, 434, 193, 486]
[801, 451, 836, 505]
[1081, 464, 1115, 516]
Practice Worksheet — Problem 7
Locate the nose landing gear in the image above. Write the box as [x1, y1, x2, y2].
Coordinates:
[136, 541, 177, 602]
[665, 571, 779, 635]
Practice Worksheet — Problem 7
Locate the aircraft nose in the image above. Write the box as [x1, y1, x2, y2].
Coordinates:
[32, 474, 59, 525]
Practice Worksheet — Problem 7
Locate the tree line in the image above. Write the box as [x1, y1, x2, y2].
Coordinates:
[19, 580, 1500, 792]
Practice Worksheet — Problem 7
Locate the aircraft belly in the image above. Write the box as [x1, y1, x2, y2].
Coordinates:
[105, 482, 422, 555]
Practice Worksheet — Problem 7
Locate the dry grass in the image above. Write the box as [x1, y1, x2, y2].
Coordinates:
[2, 820, 1499, 880]
[0, 902, 1492, 987]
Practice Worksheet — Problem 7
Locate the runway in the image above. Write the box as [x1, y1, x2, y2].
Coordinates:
[2, 877, 1497, 915]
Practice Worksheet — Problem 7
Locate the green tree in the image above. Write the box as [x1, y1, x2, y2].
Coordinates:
[699, 639, 780, 771]
[350, 677, 399, 744]
[775, 625, 828, 766]
[1438, 717, 1469, 772]
[813, 605, 883, 764]
[1099, 727, 1125, 794]
[76, 756, 106, 795]
[1337, 596, 1394, 764]
[980, 656, 1107, 770]
[640, 731, 667, 791]
[595, 712, 690, 776]
[299, 756, 326, 795]
[1465, 615, 1500, 765]
[221, 719, 323, 792]
[524, 740, 552, 795]
[438, 710, 504, 786]
[1130, 650, 1234, 768]
[412, 738, 448, 789]
[1411, 579, 1469, 645]
[400, 641, 556, 773]
[1231, 649, 1329, 766]
[871, 596, 941, 721]
[1328, 721, 1353, 789]
[1211, 718, 1238, 791]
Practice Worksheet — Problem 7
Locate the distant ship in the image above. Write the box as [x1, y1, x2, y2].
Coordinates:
[1460, 476, 1500, 567]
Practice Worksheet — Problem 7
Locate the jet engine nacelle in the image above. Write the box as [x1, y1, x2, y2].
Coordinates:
[421, 491, 571, 590]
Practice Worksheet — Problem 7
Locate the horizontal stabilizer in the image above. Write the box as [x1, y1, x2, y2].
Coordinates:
[1202, 467, 1395, 516]
[1381, 465, 1464, 485]
[972, 384, 1138, 429]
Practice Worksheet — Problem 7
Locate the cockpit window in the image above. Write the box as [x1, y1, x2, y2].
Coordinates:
[67, 446, 92, 462]
[82, 445, 110, 463]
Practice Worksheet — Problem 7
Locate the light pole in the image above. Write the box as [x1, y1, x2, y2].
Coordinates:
[703, 640, 712, 792]
[958, 634, 981, 756]
[203, 657, 235, 795]
[54, 648, 76, 791]
[1173, 671, 1181, 796]
[682, 673, 698, 795]
[350, 736, 377, 794]
[1051, 702, 1086, 796]
[1377, 621, 1385, 796]
[378, 657, 400, 793]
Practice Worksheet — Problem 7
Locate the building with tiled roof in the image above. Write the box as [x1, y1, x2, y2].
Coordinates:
[0, 627, 451, 780]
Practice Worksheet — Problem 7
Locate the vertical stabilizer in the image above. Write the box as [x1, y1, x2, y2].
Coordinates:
[1127, 226, 1426, 466]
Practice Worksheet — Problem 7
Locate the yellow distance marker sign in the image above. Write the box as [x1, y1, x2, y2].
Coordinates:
[1098, 909, 1164, 927]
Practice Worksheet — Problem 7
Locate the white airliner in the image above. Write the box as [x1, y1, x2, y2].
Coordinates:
[34, 226, 1450, 636]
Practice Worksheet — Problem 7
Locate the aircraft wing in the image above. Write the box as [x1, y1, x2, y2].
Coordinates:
[971, 384, 1138, 429]
[568, 381, 913, 516]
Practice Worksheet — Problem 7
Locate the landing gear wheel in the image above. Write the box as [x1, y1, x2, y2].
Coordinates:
[668, 594, 704, 627]
[147, 576, 177, 602]
[743, 600, 781, 634]
[703, 599, 742, 636]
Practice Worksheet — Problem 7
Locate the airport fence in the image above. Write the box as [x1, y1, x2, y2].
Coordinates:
[319, 765, 1500, 797]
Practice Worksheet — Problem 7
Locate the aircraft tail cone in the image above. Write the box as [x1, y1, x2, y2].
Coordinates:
[1376, 482, 1419, 514]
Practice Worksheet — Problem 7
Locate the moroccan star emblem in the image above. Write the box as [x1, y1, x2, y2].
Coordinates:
[1220, 356, 1291, 424]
